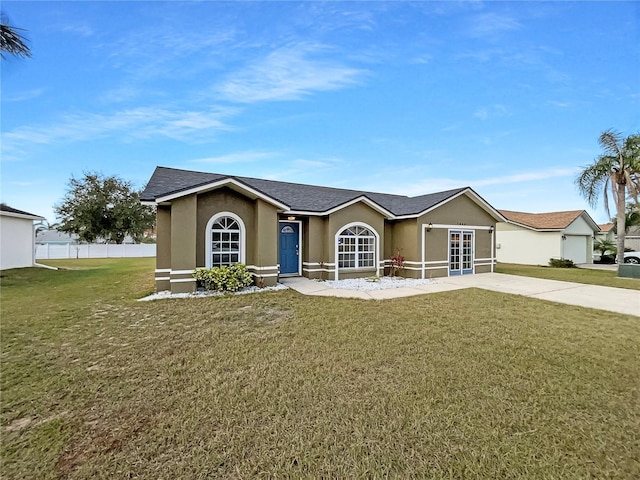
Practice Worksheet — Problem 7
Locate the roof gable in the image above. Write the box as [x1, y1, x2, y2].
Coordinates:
[142, 166, 503, 220]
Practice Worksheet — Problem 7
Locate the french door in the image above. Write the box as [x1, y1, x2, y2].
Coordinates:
[449, 230, 474, 276]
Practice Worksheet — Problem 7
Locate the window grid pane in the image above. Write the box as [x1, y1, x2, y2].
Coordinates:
[211, 216, 241, 267]
[338, 226, 375, 269]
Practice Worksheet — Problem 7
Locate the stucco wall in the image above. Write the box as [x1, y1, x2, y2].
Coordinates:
[254, 199, 279, 275]
[155, 205, 171, 291]
[327, 202, 386, 278]
[0, 216, 36, 270]
[170, 195, 198, 293]
[417, 194, 496, 276]
[496, 223, 562, 265]
[303, 216, 328, 279]
[419, 194, 496, 227]
[387, 219, 418, 261]
[565, 215, 595, 235]
[196, 188, 256, 268]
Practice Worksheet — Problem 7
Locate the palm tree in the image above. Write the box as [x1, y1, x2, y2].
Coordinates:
[611, 202, 640, 235]
[576, 130, 640, 264]
[593, 238, 616, 263]
[1, 13, 31, 59]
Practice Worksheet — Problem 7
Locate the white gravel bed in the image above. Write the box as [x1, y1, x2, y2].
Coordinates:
[138, 283, 289, 301]
[324, 276, 437, 291]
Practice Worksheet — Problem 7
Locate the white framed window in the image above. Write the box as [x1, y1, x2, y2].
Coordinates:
[337, 225, 375, 268]
[205, 212, 246, 268]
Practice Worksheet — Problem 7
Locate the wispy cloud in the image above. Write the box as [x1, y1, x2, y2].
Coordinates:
[99, 86, 146, 104]
[217, 43, 366, 103]
[1, 106, 238, 160]
[4, 88, 46, 102]
[468, 13, 522, 38]
[473, 104, 510, 121]
[546, 100, 572, 108]
[59, 23, 94, 37]
[191, 151, 278, 164]
[380, 167, 579, 197]
[410, 55, 433, 65]
[292, 158, 336, 169]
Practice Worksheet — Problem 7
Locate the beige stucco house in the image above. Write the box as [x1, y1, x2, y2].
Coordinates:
[0, 205, 45, 270]
[496, 210, 599, 266]
[596, 223, 614, 243]
[141, 167, 506, 293]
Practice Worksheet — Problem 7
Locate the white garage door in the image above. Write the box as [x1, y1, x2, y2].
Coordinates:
[564, 235, 588, 264]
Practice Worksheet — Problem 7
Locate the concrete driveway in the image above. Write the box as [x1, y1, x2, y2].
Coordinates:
[281, 273, 640, 317]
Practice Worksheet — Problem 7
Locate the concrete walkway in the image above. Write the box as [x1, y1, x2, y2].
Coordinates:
[280, 273, 640, 317]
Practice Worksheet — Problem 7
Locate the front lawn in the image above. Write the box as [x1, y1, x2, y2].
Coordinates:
[2, 259, 639, 478]
[496, 262, 640, 290]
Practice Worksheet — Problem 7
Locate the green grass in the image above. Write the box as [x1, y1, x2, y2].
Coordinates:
[496, 262, 640, 290]
[2, 259, 639, 479]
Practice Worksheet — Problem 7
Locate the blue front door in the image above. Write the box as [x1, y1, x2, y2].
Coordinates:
[279, 222, 300, 275]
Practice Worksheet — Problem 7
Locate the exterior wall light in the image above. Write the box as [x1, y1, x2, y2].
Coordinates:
[426, 222, 433, 232]
[489, 225, 494, 234]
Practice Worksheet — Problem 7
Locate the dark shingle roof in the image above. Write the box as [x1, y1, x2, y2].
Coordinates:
[0, 204, 43, 219]
[141, 166, 473, 217]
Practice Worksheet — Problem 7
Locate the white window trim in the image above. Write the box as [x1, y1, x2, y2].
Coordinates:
[205, 212, 246, 268]
[334, 222, 380, 281]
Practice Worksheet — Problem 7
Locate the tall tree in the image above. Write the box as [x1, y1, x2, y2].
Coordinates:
[55, 172, 155, 244]
[0, 13, 31, 59]
[611, 202, 640, 234]
[576, 130, 640, 264]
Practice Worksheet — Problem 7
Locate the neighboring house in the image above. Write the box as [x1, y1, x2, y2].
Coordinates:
[623, 225, 640, 251]
[496, 210, 599, 265]
[36, 229, 79, 244]
[596, 223, 614, 243]
[141, 166, 505, 293]
[0, 204, 45, 270]
[594, 224, 640, 251]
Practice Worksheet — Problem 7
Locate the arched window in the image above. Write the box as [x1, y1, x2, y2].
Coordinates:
[205, 213, 245, 268]
[337, 225, 376, 269]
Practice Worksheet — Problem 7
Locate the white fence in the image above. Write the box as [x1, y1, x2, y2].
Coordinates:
[36, 243, 156, 259]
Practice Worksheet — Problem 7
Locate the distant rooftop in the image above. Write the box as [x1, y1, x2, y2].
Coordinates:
[499, 209, 593, 230]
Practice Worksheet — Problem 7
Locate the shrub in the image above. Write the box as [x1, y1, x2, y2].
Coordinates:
[548, 258, 576, 268]
[595, 254, 616, 264]
[193, 264, 253, 292]
[389, 249, 405, 277]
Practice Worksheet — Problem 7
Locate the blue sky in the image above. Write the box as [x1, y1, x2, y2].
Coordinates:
[2, 1, 639, 224]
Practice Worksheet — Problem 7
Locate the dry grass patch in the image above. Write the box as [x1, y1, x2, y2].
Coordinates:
[2, 259, 639, 478]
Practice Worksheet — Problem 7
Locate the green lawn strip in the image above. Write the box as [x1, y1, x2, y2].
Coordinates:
[496, 262, 640, 290]
[1, 259, 639, 478]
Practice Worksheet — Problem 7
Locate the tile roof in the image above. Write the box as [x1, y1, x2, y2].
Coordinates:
[0, 204, 44, 219]
[141, 166, 483, 217]
[598, 223, 614, 232]
[499, 209, 586, 230]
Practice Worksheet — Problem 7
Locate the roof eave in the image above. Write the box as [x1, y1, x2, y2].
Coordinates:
[0, 211, 45, 221]
[286, 196, 396, 218]
[152, 178, 290, 210]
